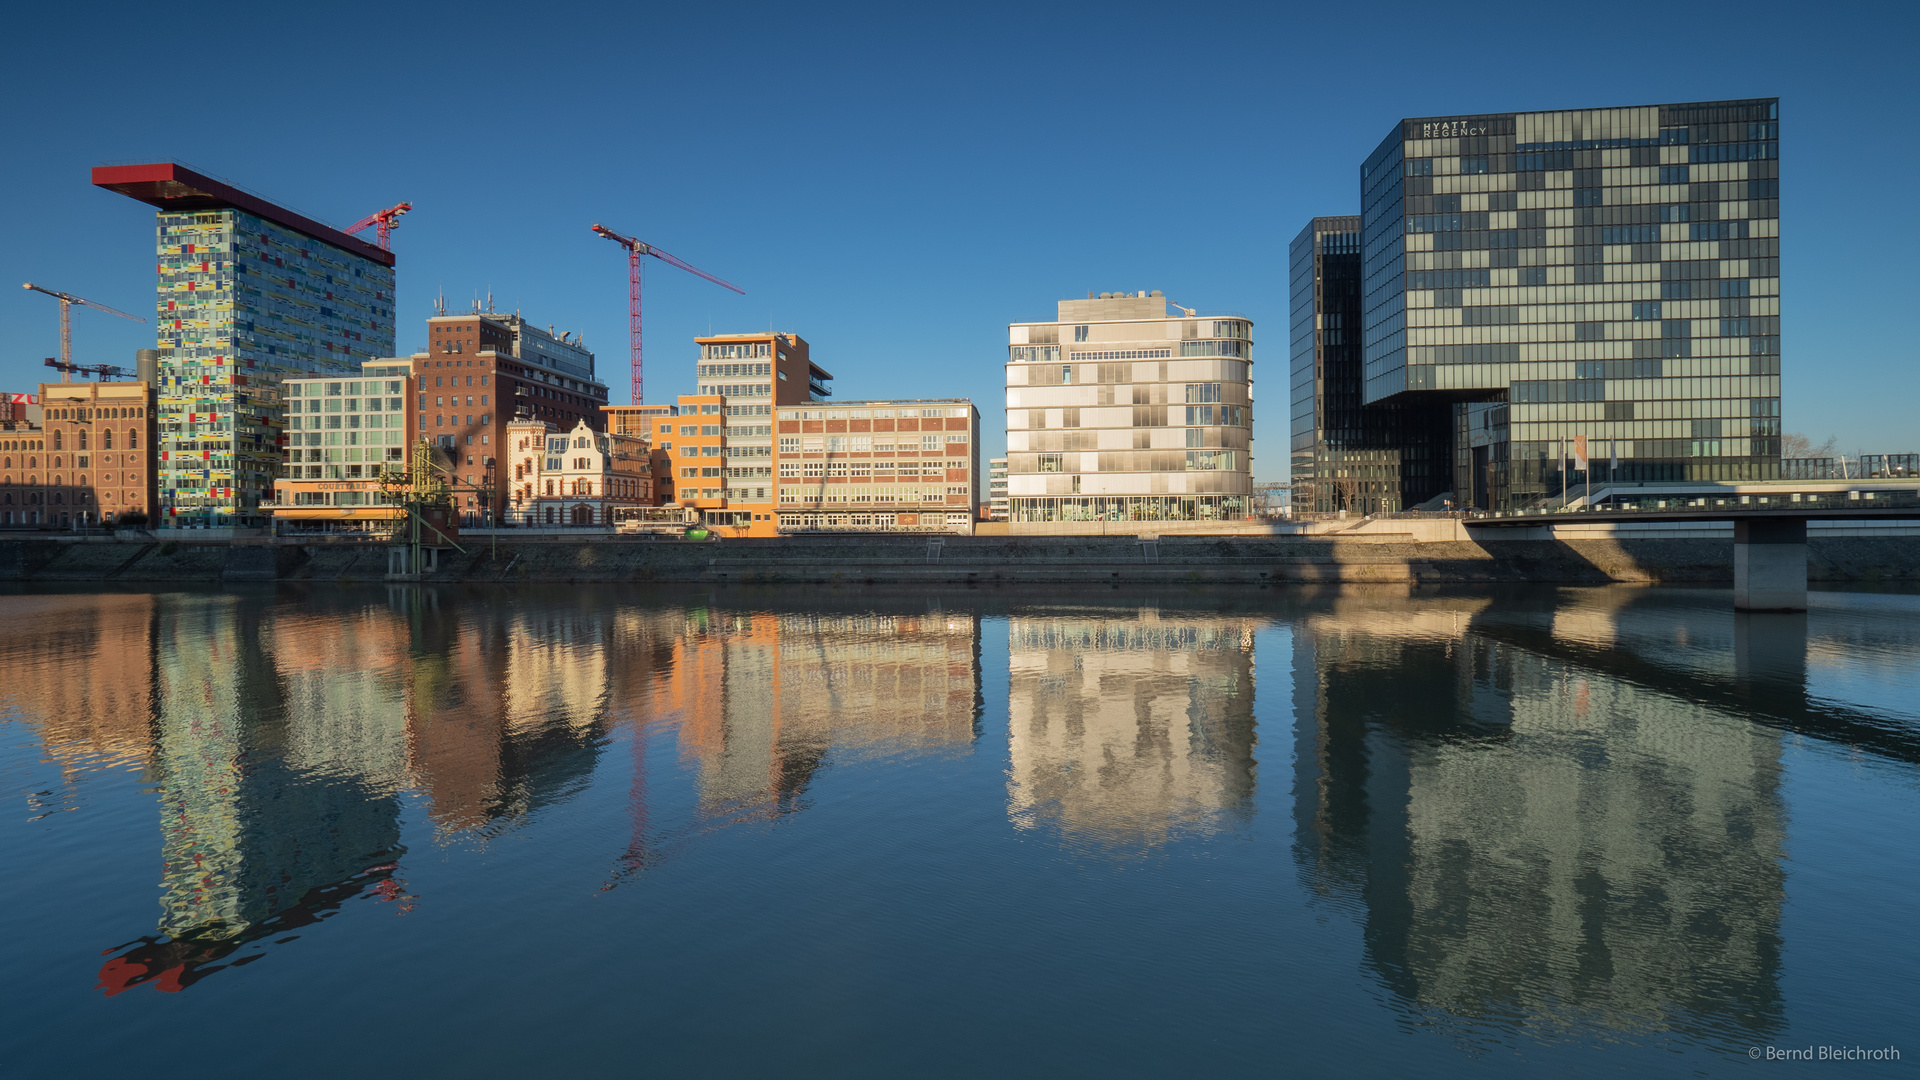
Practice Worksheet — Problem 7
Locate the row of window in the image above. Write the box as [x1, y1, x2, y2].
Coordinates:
[1006, 495, 1245, 523]
[778, 513, 972, 527]
[702, 343, 771, 359]
[779, 462, 966, 477]
[777, 407, 970, 420]
[777, 435, 967, 453]
[41, 406, 147, 421]
[1034, 450, 1238, 472]
[779, 491, 961, 504]
[1407, 146, 1775, 179]
[288, 380, 406, 397]
[295, 397, 408, 413]
[7, 430, 140, 453]
[1402, 186, 1779, 219]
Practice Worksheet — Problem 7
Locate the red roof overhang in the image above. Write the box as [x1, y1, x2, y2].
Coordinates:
[91, 162, 396, 268]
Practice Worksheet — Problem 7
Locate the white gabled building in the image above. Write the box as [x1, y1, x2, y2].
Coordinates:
[506, 417, 652, 526]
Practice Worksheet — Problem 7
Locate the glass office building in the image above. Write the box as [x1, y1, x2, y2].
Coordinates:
[1329, 98, 1781, 509]
[1289, 216, 1450, 512]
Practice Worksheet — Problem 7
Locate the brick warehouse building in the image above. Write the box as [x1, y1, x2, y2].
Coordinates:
[776, 399, 979, 534]
[412, 308, 610, 519]
[1, 379, 157, 528]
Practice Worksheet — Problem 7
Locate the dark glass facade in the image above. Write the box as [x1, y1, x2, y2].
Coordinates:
[1313, 98, 1782, 509]
[1289, 217, 1449, 512]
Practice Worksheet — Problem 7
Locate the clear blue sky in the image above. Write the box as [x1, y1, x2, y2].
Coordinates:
[3, 0, 1914, 479]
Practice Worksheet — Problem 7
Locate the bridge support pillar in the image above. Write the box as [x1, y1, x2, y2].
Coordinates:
[1734, 518, 1807, 611]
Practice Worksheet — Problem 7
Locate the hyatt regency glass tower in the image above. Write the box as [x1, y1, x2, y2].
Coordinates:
[1294, 98, 1781, 510]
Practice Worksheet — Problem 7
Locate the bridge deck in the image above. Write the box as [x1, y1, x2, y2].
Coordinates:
[1467, 503, 1920, 528]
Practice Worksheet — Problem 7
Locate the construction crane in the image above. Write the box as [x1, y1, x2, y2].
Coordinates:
[592, 224, 744, 406]
[44, 358, 133, 382]
[341, 203, 412, 250]
[22, 283, 147, 371]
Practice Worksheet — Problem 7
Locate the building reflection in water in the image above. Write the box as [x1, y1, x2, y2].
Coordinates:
[0, 588, 981, 994]
[1007, 607, 1258, 846]
[1291, 588, 1788, 1047]
[1, 581, 1864, 1039]
[638, 606, 981, 825]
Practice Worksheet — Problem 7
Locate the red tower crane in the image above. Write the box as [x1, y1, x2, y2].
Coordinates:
[342, 203, 412, 250]
[22, 283, 147, 371]
[592, 224, 744, 405]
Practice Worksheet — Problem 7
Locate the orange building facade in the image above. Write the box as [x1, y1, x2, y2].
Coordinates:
[664, 333, 832, 538]
[604, 403, 679, 506]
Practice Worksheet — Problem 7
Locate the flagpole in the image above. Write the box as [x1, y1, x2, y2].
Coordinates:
[1559, 437, 1567, 503]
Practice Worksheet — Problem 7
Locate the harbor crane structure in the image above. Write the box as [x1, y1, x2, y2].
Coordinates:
[43, 357, 133, 382]
[342, 203, 412, 251]
[21, 283, 146, 372]
[591, 223, 743, 405]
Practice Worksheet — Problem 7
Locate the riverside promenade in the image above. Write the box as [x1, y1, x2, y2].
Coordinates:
[3, 531, 1916, 586]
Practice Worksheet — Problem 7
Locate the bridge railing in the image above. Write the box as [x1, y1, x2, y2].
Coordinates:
[1467, 487, 1920, 521]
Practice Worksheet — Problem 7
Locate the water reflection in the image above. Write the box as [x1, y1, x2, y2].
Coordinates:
[1007, 609, 1257, 846]
[636, 608, 980, 824]
[0, 587, 983, 993]
[1290, 588, 1789, 1047]
[0, 582, 1914, 1063]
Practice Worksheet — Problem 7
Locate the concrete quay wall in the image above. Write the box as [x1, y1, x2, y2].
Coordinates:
[2, 533, 1915, 586]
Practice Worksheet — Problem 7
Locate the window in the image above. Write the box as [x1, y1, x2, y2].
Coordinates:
[1060, 365, 1073, 384]
[1073, 325, 1088, 342]
[1184, 383, 1221, 404]
[1038, 453, 1063, 473]
[1185, 450, 1234, 471]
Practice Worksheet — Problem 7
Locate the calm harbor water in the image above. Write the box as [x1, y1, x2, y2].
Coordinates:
[1, 583, 1914, 1076]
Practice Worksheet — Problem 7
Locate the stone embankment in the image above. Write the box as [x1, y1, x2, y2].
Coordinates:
[2, 533, 1915, 586]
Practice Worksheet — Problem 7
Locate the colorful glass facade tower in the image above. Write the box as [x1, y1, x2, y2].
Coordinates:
[93, 164, 397, 529]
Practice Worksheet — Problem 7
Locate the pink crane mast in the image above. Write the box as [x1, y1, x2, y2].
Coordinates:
[592, 224, 743, 405]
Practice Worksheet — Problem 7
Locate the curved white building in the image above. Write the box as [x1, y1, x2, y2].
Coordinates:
[1006, 291, 1252, 529]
